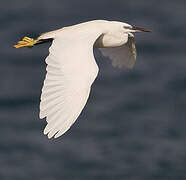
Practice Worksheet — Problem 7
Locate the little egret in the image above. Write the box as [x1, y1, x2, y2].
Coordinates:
[14, 20, 151, 139]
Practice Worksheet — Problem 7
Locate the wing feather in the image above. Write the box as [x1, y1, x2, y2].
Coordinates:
[100, 36, 137, 69]
[40, 29, 102, 138]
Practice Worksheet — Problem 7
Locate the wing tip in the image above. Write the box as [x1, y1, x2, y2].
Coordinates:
[43, 126, 69, 139]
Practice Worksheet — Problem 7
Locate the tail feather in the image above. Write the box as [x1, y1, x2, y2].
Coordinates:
[38, 28, 64, 40]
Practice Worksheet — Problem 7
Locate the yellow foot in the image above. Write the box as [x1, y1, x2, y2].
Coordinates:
[14, 36, 39, 48]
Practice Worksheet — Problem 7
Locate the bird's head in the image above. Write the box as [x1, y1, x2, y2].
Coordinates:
[109, 21, 151, 38]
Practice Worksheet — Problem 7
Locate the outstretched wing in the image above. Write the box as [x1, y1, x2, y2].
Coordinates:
[100, 36, 136, 69]
[40, 29, 102, 139]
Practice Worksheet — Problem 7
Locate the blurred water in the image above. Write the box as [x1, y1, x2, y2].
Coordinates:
[0, 0, 186, 179]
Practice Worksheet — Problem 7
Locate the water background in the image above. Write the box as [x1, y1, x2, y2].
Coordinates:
[0, 0, 186, 179]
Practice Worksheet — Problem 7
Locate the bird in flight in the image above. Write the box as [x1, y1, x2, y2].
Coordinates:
[14, 20, 151, 139]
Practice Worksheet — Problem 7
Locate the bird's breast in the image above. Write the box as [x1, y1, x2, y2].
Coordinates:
[94, 33, 128, 48]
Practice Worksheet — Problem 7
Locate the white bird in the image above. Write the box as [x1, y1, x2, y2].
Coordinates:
[14, 20, 151, 139]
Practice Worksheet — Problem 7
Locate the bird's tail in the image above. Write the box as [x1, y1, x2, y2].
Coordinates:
[14, 28, 64, 48]
[37, 28, 64, 40]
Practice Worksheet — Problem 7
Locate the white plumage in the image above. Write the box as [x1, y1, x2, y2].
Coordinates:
[15, 20, 151, 139]
[40, 26, 101, 139]
[100, 36, 136, 69]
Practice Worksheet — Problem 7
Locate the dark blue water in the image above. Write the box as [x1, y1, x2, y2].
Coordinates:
[1, 0, 186, 179]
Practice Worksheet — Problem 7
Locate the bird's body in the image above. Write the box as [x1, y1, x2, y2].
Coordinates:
[14, 20, 151, 139]
[39, 20, 129, 48]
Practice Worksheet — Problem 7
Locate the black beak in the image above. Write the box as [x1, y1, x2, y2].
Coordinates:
[132, 26, 152, 32]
